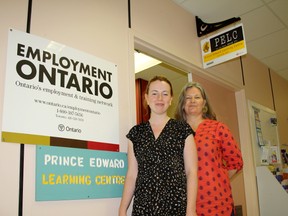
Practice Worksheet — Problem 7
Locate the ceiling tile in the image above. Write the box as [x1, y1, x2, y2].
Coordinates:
[177, 0, 264, 22]
[263, 0, 274, 3]
[277, 68, 288, 80]
[246, 29, 288, 59]
[261, 51, 288, 71]
[268, 0, 288, 25]
[241, 6, 284, 41]
[172, 0, 185, 4]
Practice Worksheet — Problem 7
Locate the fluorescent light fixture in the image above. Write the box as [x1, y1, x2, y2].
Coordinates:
[134, 51, 161, 73]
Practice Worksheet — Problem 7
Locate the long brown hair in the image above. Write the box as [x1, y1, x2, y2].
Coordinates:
[174, 82, 216, 121]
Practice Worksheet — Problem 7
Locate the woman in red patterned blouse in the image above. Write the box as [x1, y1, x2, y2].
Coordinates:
[175, 82, 243, 216]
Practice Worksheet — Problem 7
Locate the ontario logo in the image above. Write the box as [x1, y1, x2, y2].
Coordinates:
[58, 124, 82, 133]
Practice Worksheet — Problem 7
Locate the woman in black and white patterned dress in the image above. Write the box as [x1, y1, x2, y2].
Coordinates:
[119, 76, 198, 216]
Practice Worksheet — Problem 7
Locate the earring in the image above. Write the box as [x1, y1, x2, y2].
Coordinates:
[202, 106, 208, 114]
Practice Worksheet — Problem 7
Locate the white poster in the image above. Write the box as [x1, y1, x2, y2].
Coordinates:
[2, 29, 119, 145]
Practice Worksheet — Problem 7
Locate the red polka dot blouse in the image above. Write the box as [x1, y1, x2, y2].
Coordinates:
[194, 119, 243, 216]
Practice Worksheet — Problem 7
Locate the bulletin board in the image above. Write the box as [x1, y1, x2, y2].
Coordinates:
[248, 100, 281, 166]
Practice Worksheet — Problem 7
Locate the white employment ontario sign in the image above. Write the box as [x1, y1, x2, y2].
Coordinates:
[2, 29, 119, 145]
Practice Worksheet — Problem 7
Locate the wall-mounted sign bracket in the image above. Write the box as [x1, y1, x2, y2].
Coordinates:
[196, 16, 241, 37]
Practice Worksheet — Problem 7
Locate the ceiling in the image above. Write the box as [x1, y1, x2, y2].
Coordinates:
[172, 0, 288, 81]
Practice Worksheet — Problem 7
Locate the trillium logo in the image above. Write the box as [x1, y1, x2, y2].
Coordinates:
[58, 124, 65, 131]
[58, 124, 82, 133]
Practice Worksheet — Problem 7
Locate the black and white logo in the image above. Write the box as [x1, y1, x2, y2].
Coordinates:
[58, 124, 65, 131]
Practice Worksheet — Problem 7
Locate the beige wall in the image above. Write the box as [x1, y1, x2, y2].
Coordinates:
[270, 71, 288, 147]
[242, 54, 275, 109]
[1, 0, 287, 215]
[206, 57, 244, 89]
[131, 0, 202, 68]
[0, 1, 30, 216]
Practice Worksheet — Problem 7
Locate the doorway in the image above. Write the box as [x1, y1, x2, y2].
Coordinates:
[133, 42, 247, 215]
[134, 51, 188, 121]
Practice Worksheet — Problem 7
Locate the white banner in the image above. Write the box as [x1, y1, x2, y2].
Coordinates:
[2, 29, 119, 144]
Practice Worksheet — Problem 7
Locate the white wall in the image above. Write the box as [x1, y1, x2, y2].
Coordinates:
[256, 166, 288, 216]
[0, 0, 29, 215]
